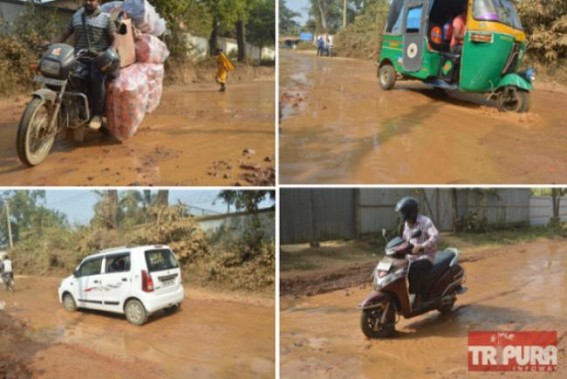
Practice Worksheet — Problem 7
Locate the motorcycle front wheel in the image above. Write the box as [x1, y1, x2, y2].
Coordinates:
[16, 97, 57, 166]
[360, 303, 396, 339]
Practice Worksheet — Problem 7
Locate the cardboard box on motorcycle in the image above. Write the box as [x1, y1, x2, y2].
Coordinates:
[114, 18, 136, 68]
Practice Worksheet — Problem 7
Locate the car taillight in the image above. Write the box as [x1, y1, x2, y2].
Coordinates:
[378, 270, 388, 278]
[142, 270, 154, 292]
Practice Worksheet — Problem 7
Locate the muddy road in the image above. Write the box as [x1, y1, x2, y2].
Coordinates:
[280, 238, 567, 378]
[279, 50, 567, 184]
[0, 78, 274, 186]
[0, 277, 274, 378]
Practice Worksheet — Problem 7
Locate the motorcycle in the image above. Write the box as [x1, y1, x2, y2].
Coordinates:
[0, 272, 14, 292]
[16, 43, 99, 167]
[359, 230, 466, 338]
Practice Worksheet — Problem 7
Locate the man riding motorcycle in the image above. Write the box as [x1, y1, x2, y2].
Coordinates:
[51, 0, 118, 130]
[395, 197, 439, 307]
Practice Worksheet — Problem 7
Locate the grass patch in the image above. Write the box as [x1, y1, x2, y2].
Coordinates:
[440, 226, 566, 250]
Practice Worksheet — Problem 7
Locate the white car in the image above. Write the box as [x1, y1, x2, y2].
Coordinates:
[58, 244, 184, 325]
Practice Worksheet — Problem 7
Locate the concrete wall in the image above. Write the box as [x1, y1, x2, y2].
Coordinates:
[280, 188, 532, 244]
[185, 33, 275, 62]
[529, 196, 567, 226]
[280, 188, 356, 244]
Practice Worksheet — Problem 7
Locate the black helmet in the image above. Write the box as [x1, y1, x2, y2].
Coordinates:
[395, 197, 419, 223]
[96, 48, 120, 75]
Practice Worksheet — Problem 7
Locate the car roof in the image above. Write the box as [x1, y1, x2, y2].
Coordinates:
[86, 244, 171, 259]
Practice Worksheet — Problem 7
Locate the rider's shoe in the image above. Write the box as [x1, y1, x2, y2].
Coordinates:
[89, 116, 102, 130]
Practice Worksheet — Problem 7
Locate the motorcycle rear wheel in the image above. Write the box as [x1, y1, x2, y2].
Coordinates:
[16, 97, 57, 166]
[360, 303, 396, 339]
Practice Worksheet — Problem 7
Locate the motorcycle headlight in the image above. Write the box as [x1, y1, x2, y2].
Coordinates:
[40, 59, 60, 77]
[524, 67, 536, 83]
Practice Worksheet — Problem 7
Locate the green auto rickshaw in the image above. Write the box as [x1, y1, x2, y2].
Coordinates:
[378, 0, 534, 112]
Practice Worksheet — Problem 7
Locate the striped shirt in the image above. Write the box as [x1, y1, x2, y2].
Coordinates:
[65, 7, 115, 53]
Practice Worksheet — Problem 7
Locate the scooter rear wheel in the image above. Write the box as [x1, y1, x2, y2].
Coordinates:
[16, 97, 57, 166]
[360, 303, 396, 339]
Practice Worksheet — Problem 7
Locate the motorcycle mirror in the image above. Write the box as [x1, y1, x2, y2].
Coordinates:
[411, 229, 422, 238]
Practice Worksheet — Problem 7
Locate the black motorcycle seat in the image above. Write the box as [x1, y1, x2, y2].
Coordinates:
[426, 250, 455, 280]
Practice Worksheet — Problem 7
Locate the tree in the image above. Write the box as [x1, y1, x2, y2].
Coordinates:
[203, 0, 235, 56]
[550, 188, 567, 226]
[0, 190, 67, 246]
[279, 0, 301, 35]
[92, 190, 120, 230]
[248, 0, 276, 60]
[216, 191, 237, 213]
[153, 0, 213, 60]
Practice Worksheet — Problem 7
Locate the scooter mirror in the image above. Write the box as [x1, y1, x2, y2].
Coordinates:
[411, 229, 422, 238]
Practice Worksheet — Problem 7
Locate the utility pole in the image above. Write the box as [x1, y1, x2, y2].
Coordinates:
[343, 0, 347, 28]
[6, 200, 13, 248]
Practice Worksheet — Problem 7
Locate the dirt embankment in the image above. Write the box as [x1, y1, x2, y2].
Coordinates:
[0, 277, 275, 378]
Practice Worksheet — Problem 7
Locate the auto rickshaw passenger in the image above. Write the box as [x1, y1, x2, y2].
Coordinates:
[450, 10, 467, 55]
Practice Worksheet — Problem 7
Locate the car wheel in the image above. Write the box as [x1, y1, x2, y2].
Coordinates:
[125, 299, 148, 325]
[63, 293, 77, 312]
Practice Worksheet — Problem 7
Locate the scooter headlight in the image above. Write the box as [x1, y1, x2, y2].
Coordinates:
[524, 67, 536, 83]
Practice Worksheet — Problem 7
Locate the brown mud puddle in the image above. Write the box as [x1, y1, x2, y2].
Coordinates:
[0, 277, 274, 378]
[279, 50, 567, 184]
[0, 78, 274, 186]
[280, 238, 567, 378]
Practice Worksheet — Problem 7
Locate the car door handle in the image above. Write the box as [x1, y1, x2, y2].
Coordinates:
[122, 278, 127, 282]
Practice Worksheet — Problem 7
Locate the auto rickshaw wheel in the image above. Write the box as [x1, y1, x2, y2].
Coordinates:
[378, 64, 396, 91]
[496, 86, 530, 113]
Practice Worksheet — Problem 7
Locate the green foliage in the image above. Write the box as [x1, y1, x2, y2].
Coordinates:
[247, 0, 276, 51]
[202, 215, 274, 291]
[516, 0, 567, 64]
[280, 0, 301, 35]
[0, 191, 67, 246]
[153, 0, 213, 60]
[0, 3, 62, 95]
[217, 190, 275, 214]
[6, 190, 273, 293]
[333, 0, 390, 60]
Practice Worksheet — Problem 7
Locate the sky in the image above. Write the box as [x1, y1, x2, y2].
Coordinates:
[286, 0, 310, 26]
[43, 189, 274, 225]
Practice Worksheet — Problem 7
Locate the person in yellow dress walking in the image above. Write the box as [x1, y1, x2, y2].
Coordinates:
[215, 48, 235, 92]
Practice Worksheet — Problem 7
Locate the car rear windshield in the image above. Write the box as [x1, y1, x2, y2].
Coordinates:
[144, 249, 179, 272]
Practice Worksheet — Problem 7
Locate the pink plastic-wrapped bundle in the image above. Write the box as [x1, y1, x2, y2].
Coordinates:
[105, 64, 149, 141]
[135, 34, 170, 64]
[123, 0, 166, 36]
[137, 63, 164, 113]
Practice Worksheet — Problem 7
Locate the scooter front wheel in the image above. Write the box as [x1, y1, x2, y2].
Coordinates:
[16, 97, 57, 166]
[360, 303, 396, 339]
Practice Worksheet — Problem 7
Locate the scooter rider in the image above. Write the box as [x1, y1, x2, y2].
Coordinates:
[395, 197, 439, 306]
